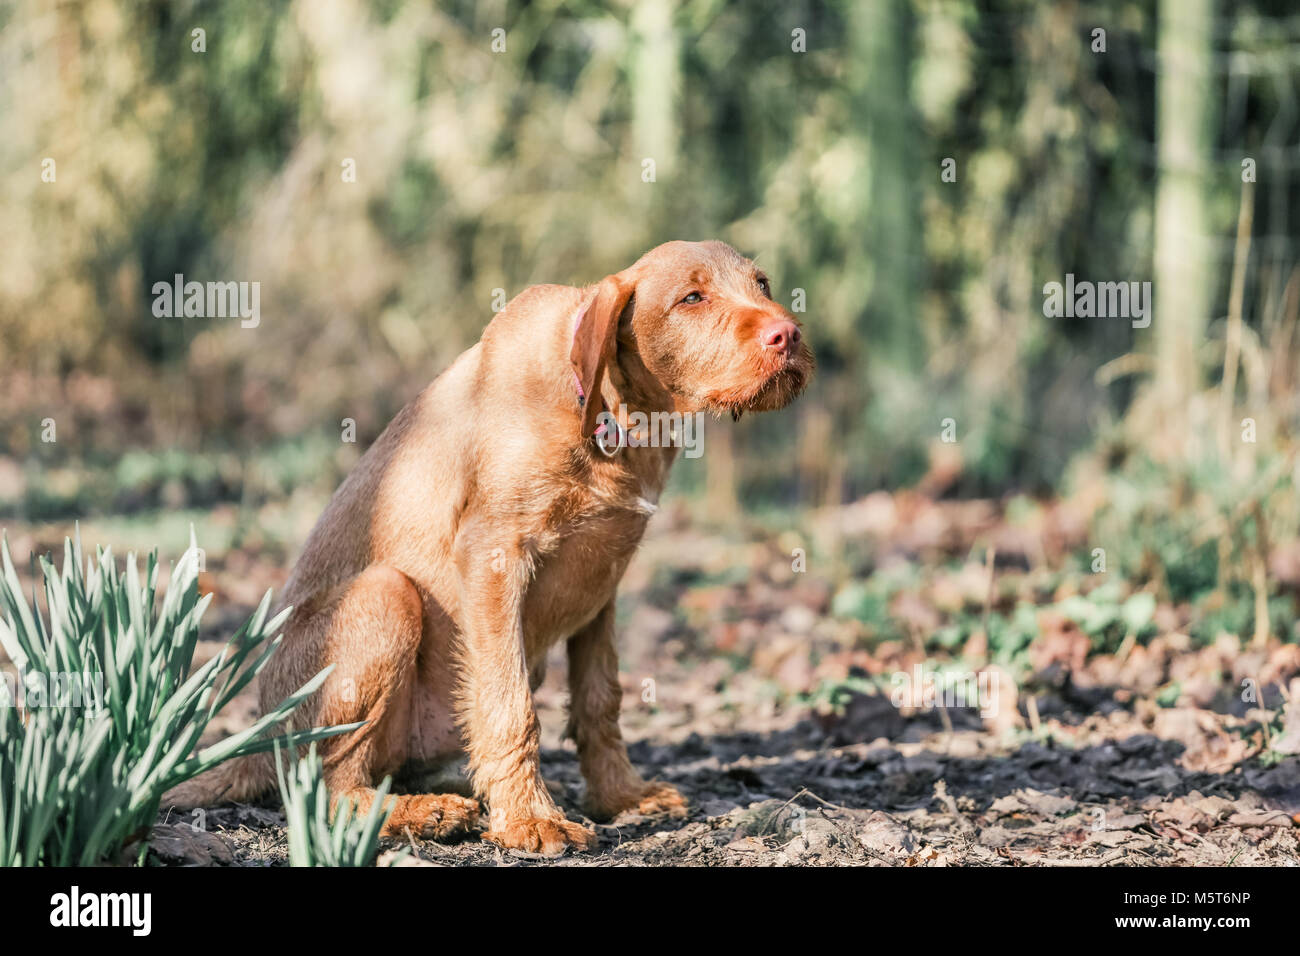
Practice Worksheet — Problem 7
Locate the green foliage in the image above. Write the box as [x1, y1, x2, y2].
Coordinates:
[801, 673, 878, 716]
[0, 532, 348, 866]
[1056, 582, 1158, 650]
[831, 582, 890, 630]
[1, 433, 352, 522]
[832, 559, 921, 638]
[985, 602, 1041, 666]
[11, 0, 1292, 507]
[1085, 444, 1299, 622]
[275, 739, 396, 868]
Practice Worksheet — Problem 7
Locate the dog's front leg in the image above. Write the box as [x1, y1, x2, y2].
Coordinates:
[455, 524, 596, 856]
[567, 601, 688, 821]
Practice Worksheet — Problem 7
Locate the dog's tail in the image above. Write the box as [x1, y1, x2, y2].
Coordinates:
[160, 752, 276, 810]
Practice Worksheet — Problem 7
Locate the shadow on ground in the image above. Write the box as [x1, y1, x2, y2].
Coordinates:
[157, 707, 1300, 867]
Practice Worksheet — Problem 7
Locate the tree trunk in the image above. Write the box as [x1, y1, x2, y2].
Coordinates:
[1153, 0, 1215, 411]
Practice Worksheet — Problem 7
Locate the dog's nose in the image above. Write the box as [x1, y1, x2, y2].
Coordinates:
[760, 320, 801, 355]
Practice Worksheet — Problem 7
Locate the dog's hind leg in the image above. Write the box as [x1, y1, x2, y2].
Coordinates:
[271, 565, 480, 840]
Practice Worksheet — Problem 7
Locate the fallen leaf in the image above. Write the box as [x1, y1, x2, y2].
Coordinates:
[148, 824, 233, 866]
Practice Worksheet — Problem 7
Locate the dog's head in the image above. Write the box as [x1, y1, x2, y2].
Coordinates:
[570, 240, 814, 437]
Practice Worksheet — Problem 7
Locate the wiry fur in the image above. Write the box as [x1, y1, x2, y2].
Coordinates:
[162, 241, 813, 855]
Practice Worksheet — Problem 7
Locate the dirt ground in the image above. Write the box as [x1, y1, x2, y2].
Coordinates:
[158, 708, 1300, 868]
[128, 492, 1300, 867]
[8, 491, 1299, 867]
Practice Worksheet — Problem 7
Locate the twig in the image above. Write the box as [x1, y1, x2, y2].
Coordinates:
[1027, 695, 1042, 736]
[1031, 848, 1128, 867]
[1219, 179, 1254, 460]
[1250, 502, 1271, 649]
[980, 545, 997, 649]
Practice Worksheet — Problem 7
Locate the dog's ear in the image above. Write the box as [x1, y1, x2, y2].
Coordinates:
[570, 273, 635, 438]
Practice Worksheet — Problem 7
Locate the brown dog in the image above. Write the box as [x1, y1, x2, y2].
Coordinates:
[164, 240, 812, 855]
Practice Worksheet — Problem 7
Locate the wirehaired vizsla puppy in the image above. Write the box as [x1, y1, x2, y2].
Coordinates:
[165, 240, 813, 855]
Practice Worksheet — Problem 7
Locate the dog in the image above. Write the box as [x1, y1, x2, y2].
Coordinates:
[164, 240, 813, 855]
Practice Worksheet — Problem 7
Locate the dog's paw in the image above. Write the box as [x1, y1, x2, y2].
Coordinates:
[482, 817, 597, 857]
[615, 781, 689, 821]
[588, 780, 689, 822]
[384, 793, 481, 841]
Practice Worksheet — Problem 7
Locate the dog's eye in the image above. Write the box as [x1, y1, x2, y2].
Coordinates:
[757, 277, 771, 298]
[680, 292, 703, 305]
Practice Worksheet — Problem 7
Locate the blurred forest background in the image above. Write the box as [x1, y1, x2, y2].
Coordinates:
[5, 0, 1300, 868]
[1, 0, 1299, 650]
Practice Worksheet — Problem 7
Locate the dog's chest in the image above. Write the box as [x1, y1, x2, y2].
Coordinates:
[522, 461, 666, 649]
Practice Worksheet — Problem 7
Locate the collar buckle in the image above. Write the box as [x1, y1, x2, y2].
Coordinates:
[594, 414, 626, 457]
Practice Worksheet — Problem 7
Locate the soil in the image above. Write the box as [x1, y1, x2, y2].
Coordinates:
[133, 493, 1300, 867]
